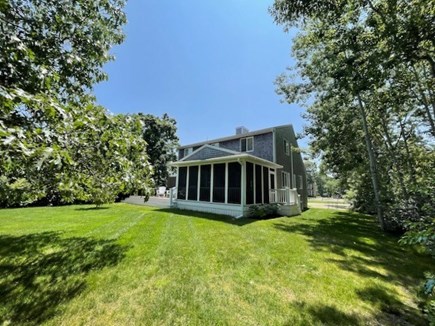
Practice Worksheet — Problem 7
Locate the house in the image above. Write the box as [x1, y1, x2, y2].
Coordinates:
[169, 125, 307, 217]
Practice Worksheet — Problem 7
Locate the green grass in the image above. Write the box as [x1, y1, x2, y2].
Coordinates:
[0, 204, 432, 325]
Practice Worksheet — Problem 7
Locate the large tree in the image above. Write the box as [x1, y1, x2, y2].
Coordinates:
[137, 113, 179, 187]
[0, 0, 153, 206]
[271, 0, 434, 318]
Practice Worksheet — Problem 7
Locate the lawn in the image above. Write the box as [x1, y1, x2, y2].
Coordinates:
[0, 204, 432, 325]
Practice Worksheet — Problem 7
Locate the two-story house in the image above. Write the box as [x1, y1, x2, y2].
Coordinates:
[169, 124, 307, 217]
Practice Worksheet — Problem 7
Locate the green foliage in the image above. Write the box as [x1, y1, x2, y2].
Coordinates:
[248, 203, 279, 219]
[136, 113, 179, 187]
[271, 0, 435, 321]
[0, 0, 153, 207]
[0, 0, 126, 101]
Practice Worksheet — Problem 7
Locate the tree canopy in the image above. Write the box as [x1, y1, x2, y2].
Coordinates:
[0, 0, 153, 206]
[271, 0, 434, 319]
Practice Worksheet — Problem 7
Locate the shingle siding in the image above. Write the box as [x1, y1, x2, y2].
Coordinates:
[219, 133, 273, 161]
[274, 125, 307, 208]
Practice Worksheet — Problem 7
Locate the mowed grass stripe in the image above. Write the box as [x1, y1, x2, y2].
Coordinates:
[0, 205, 432, 325]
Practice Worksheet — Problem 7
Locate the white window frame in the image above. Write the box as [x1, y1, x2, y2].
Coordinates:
[284, 139, 290, 156]
[281, 171, 290, 188]
[240, 137, 254, 152]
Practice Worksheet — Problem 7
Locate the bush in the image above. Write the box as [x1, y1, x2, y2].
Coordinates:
[248, 204, 279, 219]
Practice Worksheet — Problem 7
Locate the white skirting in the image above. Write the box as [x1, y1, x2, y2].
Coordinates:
[174, 200, 244, 218]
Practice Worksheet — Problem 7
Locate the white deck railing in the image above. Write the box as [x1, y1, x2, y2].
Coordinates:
[269, 188, 300, 206]
[169, 187, 177, 207]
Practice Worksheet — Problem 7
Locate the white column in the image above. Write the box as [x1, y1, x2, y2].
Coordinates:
[210, 164, 214, 203]
[197, 165, 201, 201]
[224, 162, 228, 204]
[261, 165, 264, 204]
[241, 161, 246, 207]
[186, 166, 189, 200]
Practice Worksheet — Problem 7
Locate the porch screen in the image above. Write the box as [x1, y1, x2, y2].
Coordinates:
[246, 162, 254, 205]
[263, 167, 270, 204]
[227, 162, 241, 204]
[213, 163, 225, 203]
[178, 167, 187, 200]
[200, 165, 211, 202]
[255, 164, 262, 203]
[188, 166, 199, 200]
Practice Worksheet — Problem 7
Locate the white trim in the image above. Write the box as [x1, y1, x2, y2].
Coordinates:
[210, 164, 214, 202]
[253, 163, 256, 204]
[186, 166, 190, 200]
[284, 138, 290, 156]
[224, 162, 228, 204]
[171, 153, 282, 169]
[272, 128, 277, 162]
[240, 136, 254, 152]
[175, 200, 244, 218]
[180, 144, 240, 161]
[261, 165, 264, 204]
[241, 161, 246, 207]
[197, 165, 201, 201]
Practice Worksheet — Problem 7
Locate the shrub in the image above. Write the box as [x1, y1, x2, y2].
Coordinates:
[248, 204, 279, 219]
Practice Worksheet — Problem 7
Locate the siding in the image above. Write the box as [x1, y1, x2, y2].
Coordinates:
[219, 132, 273, 161]
[274, 125, 308, 208]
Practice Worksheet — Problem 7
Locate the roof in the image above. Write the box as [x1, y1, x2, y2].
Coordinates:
[178, 124, 293, 149]
[170, 154, 283, 169]
[171, 145, 283, 169]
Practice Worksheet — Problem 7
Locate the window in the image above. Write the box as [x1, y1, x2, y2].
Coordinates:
[281, 171, 290, 188]
[298, 175, 303, 190]
[240, 137, 254, 152]
[184, 147, 193, 157]
[283, 139, 290, 156]
[211, 142, 220, 147]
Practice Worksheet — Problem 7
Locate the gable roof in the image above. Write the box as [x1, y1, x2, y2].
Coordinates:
[178, 124, 293, 149]
[180, 144, 239, 162]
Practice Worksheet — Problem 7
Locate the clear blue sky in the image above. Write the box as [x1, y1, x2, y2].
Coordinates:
[93, 0, 306, 147]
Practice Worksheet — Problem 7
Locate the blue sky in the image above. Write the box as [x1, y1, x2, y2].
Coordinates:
[94, 0, 306, 147]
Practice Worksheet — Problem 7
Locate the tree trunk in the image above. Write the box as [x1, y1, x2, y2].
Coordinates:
[356, 94, 386, 230]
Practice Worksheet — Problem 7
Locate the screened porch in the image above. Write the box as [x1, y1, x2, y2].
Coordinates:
[170, 155, 300, 217]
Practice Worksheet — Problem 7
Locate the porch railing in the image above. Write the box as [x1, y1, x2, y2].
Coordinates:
[269, 188, 300, 206]
[169, 187, 177, 207]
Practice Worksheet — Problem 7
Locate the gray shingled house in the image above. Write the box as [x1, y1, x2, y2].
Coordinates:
[169, 125, 307, 217]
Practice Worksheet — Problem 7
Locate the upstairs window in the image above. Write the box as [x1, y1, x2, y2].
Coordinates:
[284, 139, 290, 156]
[240, 137, 254, 152]
[184, 147, 193, 157]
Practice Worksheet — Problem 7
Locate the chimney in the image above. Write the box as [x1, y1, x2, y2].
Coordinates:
[236, 126, 249, 135]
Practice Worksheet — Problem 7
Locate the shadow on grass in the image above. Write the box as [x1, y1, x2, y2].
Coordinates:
[274, 210, 433, 325]
[156, 208, 257, 226]
[290, 301, 361, 324]
[75, 206, 110, 211]
[0, 232, 127, 325]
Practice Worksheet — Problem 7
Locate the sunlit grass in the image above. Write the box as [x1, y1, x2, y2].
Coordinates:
[0, 204, 431, 325]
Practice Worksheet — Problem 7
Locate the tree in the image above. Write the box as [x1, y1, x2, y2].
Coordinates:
[0, 0, 126, 102]
[137, 113, 179, 187]
[271, 0, 435, 320]
[0, 0, 153, 206]
[271, 0, 434, 230]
